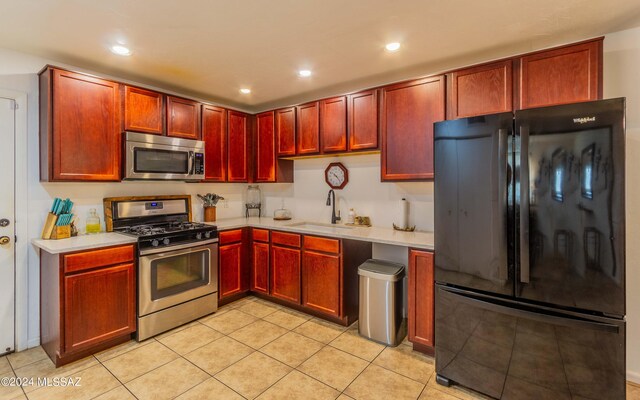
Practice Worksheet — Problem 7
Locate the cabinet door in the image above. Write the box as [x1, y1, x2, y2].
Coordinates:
[219, 243, 243, 299]
[296, 101, 320, 155]
[270, 245, 301, 303]
[302, 251, 340, 317]
[202, 105, 227, 182]
[320, 96, 347, 153]
[252, 242, 270, 294]
[381, 76, 445, 180]
[227, 110, 249, 182]
[348, 89, 378, 151]
[167, 96, 201, 139]
[256, 111, 276, 182]
[518, 39, 602, 109]
[64, 263, 135, 353]
[448, 60, 513, 119]
[123, 86, 164, 134]
[408, 249, 434, 348]
[50, 69, 122, 181]
[276, 107, 296, 156]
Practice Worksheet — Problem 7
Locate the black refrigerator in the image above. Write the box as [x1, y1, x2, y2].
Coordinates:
[433, 98, 626, 399]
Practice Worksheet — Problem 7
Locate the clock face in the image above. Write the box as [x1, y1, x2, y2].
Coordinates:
[325, 162, 348, 189]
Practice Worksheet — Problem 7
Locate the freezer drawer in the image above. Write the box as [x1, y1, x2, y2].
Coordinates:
[435, 285, 625, 399]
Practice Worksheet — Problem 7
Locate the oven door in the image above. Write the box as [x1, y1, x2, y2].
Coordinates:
[125, 140, 199, 180]
[139, 240, 218, 316]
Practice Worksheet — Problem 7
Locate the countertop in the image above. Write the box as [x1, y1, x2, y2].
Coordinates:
[31, 217, 433, 254]
[208, 217, 434, 250]
[31, 232, 137, 254]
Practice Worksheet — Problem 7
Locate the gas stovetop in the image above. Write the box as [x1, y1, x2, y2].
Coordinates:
[116, 221, 218, 251]
[120, 221, 210, 236]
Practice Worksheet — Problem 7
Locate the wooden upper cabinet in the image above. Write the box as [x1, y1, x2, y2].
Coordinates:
[276, 107, 296, 156]
[123, 86, 165, 134]
[447, 60, 513, 119]
[296, 101, 320, 155]
[227, 110, 249, 182]
[320, 96, 347, 153]
[167, 95, 201, 139]
[408, 249, 435, 349]
[348, 89, 379, 151]
[202, 105, 227, 182]
[256, 111, 276, 182]
[518, 39, 603, 109]
[381, 76, 445, 181]
[63, 262, 136, 354]
[40, 67, 122, 181]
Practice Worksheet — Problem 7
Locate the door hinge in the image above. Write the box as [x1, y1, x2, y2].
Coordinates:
[14, 235, 17, 243]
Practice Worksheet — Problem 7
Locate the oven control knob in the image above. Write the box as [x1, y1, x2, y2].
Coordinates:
[196, 232, 203, 240]
[151, 239, 159, 247]
[204, 231, 211, 239]
[162, 238, 170, 245]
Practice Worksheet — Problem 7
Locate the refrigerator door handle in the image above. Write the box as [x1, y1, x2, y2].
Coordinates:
[497, 128, 509, 281]
[519, 125, 530, 283]
[439, 286, 620, 334]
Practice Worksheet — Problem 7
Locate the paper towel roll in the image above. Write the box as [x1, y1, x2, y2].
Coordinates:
[400, 198, 409, 229]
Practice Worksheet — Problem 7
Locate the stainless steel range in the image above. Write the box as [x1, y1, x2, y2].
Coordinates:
[104, 195, 218, 341]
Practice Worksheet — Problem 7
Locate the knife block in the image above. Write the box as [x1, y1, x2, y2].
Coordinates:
[41, 212, 58, 239]
[51, 225, 71, 240]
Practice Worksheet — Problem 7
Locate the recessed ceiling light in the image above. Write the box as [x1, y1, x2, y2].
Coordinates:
[110, 45, 131, 56]
[385, 42, 401, 52]
[298, 69, 312, 77]
[239, 88, 251, 94]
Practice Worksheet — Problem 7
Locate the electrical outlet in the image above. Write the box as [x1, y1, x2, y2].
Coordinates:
[222, 200, 229, 208]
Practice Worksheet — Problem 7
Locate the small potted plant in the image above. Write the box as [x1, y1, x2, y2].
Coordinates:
[197, 193, 224, 222]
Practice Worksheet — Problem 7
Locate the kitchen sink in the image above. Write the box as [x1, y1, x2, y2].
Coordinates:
[285, 222, 354, 232]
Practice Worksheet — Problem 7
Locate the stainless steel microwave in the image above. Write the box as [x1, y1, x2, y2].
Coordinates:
[124, 132, 205, 181]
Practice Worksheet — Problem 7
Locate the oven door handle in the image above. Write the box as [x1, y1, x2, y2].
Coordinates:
[139, 238, 219, 256]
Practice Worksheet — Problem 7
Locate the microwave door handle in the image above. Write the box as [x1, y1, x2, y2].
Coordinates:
[188, 151, 194, 175]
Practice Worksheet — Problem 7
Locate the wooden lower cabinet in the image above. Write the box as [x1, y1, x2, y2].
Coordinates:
[302, 250, 340, 317]
[40, 244, 136, 367]
[408, 249, 435, 353]
[218, 229, 249, 303]
[270, 244, 301, 304]
[252, 241, 270, 294]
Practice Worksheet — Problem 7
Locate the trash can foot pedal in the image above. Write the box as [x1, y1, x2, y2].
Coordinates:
[436, 374, 451, 387]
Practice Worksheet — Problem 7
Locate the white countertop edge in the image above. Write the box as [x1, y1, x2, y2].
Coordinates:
[31, 232, 138, 254]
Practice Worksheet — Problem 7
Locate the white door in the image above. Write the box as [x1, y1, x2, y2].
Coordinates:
[0, 97, 15, 355]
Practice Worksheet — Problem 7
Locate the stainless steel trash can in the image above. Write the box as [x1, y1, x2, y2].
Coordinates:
[358, 259, 405, 346]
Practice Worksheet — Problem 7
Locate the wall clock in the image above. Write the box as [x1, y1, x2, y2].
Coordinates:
[325, 162, 349, 189]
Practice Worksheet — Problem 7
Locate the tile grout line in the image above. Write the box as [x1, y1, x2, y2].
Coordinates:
[91, 355, 141, 400]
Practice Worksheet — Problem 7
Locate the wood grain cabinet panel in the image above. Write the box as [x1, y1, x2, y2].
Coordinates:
[256, 111, 276, 182]
[64, 245, 134, 274]
[381, 76, 445, 181]
[63, 262, 136, 354]
[348, 89, 379, 151]
[270, 245, 301, 304]
[296, 101, 320, 155]
[219, 242, 243, 299]
[123, 86, 164, 134]
[167, 95, 201, 139]
[518, 39, 602, 109]
[276, 107, 296, 156]
[202, 105, 227, 182]
[320, 96, 347, 153]
[41, 67, 122, 181]
[227, 110, 250, 182]
[408, 249, 434, 349]
[448, 60, 513, 119]
[252, 242, 270, 294]
[302, 251, 340, 317]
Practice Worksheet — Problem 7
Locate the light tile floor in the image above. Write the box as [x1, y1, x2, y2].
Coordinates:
[1, 295, 639, 400]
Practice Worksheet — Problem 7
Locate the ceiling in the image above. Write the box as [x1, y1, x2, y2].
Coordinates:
[1, 0, 640, 112]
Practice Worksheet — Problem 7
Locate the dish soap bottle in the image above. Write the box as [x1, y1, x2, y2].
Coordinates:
[85, 208, 101, 234]
[347, 208, 356, 224]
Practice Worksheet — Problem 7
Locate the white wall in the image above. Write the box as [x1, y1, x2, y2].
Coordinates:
[603, 27, 640, 383]
[2, 26, 640, 381]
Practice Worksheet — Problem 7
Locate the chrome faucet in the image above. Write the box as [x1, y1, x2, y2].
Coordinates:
[326, 190, 341, 224]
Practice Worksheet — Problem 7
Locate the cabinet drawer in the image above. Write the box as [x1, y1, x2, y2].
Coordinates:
[64, 245, 134, 274]
[252, 228, 270, 243]
[304, 236, 340, 254]
[219, 229, 243, 245]
[271, 231, 301, 248]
